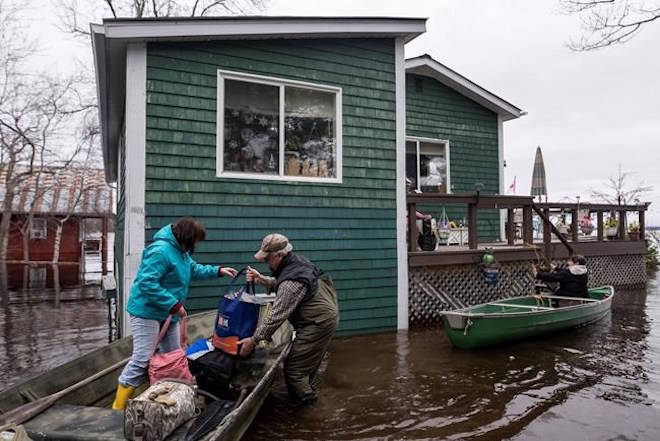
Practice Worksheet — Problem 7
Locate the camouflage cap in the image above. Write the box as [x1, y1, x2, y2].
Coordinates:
[254, 233, 293, 261]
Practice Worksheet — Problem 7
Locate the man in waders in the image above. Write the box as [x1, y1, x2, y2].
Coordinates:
[238, 233, 339, 406]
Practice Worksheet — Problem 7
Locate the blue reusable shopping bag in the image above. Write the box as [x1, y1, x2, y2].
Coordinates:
[212, 268, 260, 356]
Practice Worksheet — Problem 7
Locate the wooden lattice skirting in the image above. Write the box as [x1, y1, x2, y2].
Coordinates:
[409, 254, 647, 327]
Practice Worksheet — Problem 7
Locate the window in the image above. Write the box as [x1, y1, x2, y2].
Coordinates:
[217, 70, 342, 183]
[405, 138, 450, 193]
[29, 267, 46, 289]
[30, 218, 47, 239]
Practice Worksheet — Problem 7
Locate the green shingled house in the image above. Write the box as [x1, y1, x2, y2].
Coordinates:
[91, 17, 523, 336]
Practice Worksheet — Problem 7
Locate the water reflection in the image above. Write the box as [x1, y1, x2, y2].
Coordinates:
[245, 275, 660, 441]
[0, 286, 107, 390]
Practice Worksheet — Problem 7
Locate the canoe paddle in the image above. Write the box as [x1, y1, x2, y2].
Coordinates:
[0, 357, 130, 429]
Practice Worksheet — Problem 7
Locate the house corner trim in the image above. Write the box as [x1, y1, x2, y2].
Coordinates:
[395, 37, 409, 330]
[123, 42, 147, 336]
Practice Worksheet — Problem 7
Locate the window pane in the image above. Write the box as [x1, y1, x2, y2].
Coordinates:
[284, 87, 336, 178]
[223, 79, 280, 175]
[419, 142, 447, 193]
[405, 141, 417, 190]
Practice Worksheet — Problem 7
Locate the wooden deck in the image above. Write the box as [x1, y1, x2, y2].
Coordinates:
[407, 193, 650, 267]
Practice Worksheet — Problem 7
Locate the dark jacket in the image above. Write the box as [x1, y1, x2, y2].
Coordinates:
[273, 253, 338, 328]
[272, 252, 322, 303]
[536, 264, 589, 298]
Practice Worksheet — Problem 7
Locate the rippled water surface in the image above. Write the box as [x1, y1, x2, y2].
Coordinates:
[2, 274, 660, 440]
[244, 274, 660, 441]
[0, 287, 108, 389]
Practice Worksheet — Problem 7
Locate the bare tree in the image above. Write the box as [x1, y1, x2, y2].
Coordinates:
[590, 164, 653, 205]
[58, 0, 267, 36]
[590, 164, 652, 233]
[561, 0, 660, 50]
[0, 1, 88, 297]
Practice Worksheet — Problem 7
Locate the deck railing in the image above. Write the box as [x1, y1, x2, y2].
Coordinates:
[407, 193, 650, 260]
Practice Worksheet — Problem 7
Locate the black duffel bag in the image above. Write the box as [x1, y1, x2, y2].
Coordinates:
[188, 349, 237, 398]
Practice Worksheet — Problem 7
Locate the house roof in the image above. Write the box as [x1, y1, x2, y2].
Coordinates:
[0, 168, 113, 217]
[405, 54, 525, 121]
[91, 16, 428, 182]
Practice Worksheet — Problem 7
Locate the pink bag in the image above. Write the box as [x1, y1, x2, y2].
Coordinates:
[148, 315, 194, 385]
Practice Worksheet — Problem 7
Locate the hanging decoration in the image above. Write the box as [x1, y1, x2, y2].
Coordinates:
[482, 248, 500, 287]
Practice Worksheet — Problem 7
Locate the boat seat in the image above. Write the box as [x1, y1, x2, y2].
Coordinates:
[23, 403, 193, 440]
[489, 303, 554, 311]
[24, 403, 125, 441]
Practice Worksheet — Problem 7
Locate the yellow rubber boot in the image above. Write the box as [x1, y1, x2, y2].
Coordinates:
[111, 383, 135, 410]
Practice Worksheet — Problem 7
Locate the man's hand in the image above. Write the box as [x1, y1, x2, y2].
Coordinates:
[238, 336, 256, 357]
[246, 266, 264, 285]
[220, 267, 238, 278]
[177, 306, 187, 317]
[531, 266, 538, 278]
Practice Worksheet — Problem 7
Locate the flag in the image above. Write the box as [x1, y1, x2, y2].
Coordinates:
[508, 176, 517, 194]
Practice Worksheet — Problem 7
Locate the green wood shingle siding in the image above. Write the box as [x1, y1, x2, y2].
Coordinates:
[406, 74, 501, 240]
[145, 38, 397, 335]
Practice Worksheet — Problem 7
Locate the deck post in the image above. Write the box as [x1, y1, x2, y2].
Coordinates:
[408, 202, 417, 252]
[101, 216, 108, 276]
[639, 209, 646, 239]
[543, 208, 552, 261]
[618, 210, 626, 239]
[522, 205, 533, 245]
[506, 208, 515, 246]
[571, 208, 579, 242]
[468, 203, 478, 249]
[597, 211, 604, 241]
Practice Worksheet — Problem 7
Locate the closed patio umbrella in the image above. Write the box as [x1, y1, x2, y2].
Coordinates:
[530, 146, 547, 201]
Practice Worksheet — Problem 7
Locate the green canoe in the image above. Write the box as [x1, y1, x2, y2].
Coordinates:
[442, 286, 614, 349]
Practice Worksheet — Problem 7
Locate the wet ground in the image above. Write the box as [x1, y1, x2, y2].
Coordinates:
[0, 287, 108, 389]
[244, 274, 660, 441]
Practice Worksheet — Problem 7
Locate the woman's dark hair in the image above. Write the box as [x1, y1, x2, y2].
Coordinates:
[171, 217, 206, 253]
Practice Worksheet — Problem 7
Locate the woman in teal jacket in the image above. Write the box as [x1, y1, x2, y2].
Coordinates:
[112, 217, 237, 410]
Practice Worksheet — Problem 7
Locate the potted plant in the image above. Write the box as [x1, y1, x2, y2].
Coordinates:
[605, 217, 619, 239]
[628, 222, 640, 241]
[579, 215, 594, 236]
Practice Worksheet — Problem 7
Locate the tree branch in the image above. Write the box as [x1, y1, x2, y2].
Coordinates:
[563, 0, 660, 50]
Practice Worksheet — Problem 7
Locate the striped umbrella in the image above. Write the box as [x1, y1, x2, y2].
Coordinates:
[530, 146, 547, 199]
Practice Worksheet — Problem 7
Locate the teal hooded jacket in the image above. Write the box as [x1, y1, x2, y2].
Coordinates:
[127, 224, 220, 322]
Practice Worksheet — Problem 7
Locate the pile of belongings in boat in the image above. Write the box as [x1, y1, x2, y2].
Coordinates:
[123, 340, 246, 441]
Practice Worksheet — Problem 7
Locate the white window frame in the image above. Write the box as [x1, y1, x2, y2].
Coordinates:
[406, 136, 451, 193]
[30, 217, 47, 240]
[216, 69, 343, 184]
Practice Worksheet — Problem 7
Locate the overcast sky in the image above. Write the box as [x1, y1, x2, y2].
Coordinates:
[28, 0, 660, 224]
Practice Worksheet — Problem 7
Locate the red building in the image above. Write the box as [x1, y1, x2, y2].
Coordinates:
[0, 168, 113, 289]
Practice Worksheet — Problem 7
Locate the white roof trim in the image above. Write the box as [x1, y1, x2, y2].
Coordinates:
[103, 17, 427, 42]
[405, 55, 524, 121]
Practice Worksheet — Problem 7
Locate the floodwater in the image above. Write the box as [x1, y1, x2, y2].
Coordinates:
[2, 274, 660, 440]
[245, 273, 660, 441]
[0, 287, 108, 390]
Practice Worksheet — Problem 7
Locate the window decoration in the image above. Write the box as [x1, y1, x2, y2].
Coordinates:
[222, 80, 280, 176]
[217, 71, 342, 183]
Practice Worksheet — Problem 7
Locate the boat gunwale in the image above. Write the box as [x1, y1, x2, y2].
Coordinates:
[442, 286, 614, 320]
[206, 338, 294, 441]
